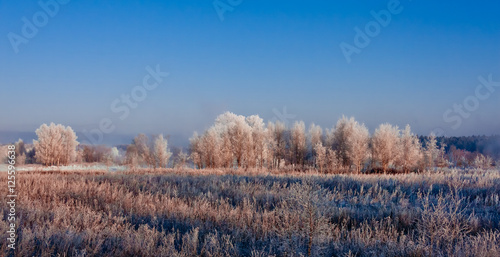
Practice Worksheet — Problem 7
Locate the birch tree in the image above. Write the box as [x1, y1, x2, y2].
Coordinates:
[267, 121, 286, 169]
[332, 116, 354, 169]
[371, 123, 400, 172]
[215, 112, 251, 168]
[333, 116, 368, 172]
[397, 125, 422, 173]
[247, 115, 266, 168]
[309, 123, 323, 167]
[314, 143, 326, 173]
[347, 121, 369, 173]
[291, 121, 307, 169]
[309, 123, 323, 153]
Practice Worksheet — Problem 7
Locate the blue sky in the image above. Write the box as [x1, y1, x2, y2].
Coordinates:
[1, 0, 499, 145]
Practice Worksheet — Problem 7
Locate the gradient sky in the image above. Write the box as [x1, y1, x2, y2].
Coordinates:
[1, 0, 499, 145]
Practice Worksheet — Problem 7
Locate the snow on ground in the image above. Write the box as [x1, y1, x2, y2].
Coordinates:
[0, 164, 127, 172]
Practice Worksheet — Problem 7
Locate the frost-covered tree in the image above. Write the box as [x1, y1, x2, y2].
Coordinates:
[14, 139, 26, 165]
[215, 112, 251, 168]
[204, 127, 222, 168]
[314, 143, 326, 173]
[473, 153, 493, 169]
[81, 145, 112, 163]
[291, 121, 307, 169]
[189, 132, 202, 169]
[220, 131, 233, 168]
[33, 123, 79, 166]
[190, 128, 224, 169]
[436, 144, 448, 168]
[110, 147, 121, 164]
[397, 125, 422, 172]
[264, 127, 276, 169]
[134, 134, 152, 167]
[309, 123, 323, 167]
[266, 121, 286, 169]
[346, 121, 369, 173]
[174, 150, 189, 169]
[332, 116, 354, 169]
[326, 149, 340, 173]
[0, 146, 7, 164]
[230, 116, 252, 168]
[324, 128, 335, 149]
[423, 133, 439, 170]
[62, 126, 79, 165]
[332, 116, 368, 172]
[371, 123, 400, 172]
[247, 115, 266, 168]
[125, 144, 139, 168]
[309, 124, 323, 152]
[153, 134, 171, 168]
[129, 134, 172, 168]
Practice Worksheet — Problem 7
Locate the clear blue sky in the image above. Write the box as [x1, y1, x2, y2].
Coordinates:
[1, 0, 499, 145]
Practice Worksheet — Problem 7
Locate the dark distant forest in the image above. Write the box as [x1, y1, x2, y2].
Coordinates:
[420, 135, 500, 160]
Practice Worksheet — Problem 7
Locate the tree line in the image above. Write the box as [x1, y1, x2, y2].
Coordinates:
[188, 112, 447, 173]
[2, 113, 497, 172]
